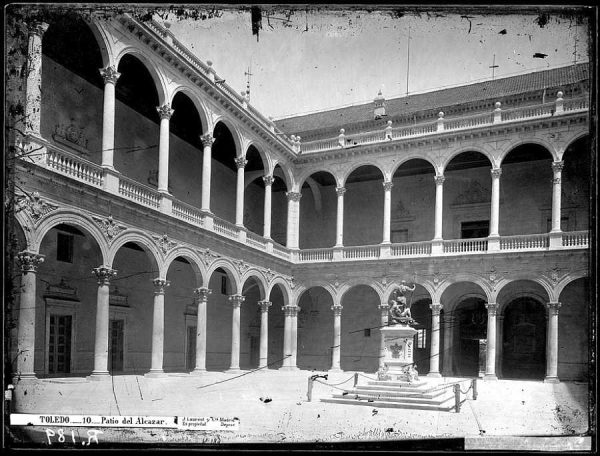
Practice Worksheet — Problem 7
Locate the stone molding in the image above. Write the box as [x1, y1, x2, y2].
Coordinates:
[156, 104, 174, 120]
[16, 251, 45, 273]
[152, 278, 170, 294]
[286, 191, 302, 202]
[547, 301, 561, 315]
[552, 161, 565, 173]
[194, 287, 212, 302]
[92, 266, 117, 285]
[429, 302, 443, 315]
[331, 305, 343, 316]
[335, 186, 346, 196]
[99, 65, 121, 85]
[490, 168, 502, 179]
[382, 181, 394, 191]
[229, 294, 245, 307]
[258, 300, 272, 312]
[434, 175, 445, 185]
[200, 133, 214, 148]
[282, 305, 299, 317]
[263, 175, 274, 186]
[485, 302, 498, 316]
[234, 157, 248, 169]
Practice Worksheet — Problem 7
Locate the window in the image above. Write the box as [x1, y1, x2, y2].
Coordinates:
[364, 328, 371, 337]
[391, 229, 409, 243]
[416, 329, 427, 349]
[56, 232, 74, 263]
[221, 275, 227, 295]
[460, 220, 489, 239]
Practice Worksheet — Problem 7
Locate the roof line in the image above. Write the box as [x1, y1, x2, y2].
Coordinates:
[274, 61, 589, 121]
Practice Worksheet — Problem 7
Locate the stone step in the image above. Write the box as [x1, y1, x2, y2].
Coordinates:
[321, 397, 455, 412]
[357, 384, 440, 393]
[367, 380, 428, 387]
[351, 387, 447, 399]
[332, 393, 453, 405]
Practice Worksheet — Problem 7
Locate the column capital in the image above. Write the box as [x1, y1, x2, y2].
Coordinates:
[16, 251, 44, 273]
[429, 302, 443, 315]
[263, 175, 274, 187]
[485, 302, 499, 315]
[234, 156, 248, 169]
[153, 278, 170, 294]
[490, 168, 502, 178]
[92, 266, 117, 285]
[286, 191, 302, 202]
[200, 133, 214, 148]
[194, 287, 212, 302]
[434, 174, 445, 185]
[99, 65, 121, 85]
[378, 303, 389, 312]
[553, 177, 561, 185]
[382, 181, 394, 191]
[282, 305, 299, 316]
[29, 21, 49, 37]
[156, 104, 174, 120]
[331, 305, 343, 316]
[258, 300, 272, 312]
[228, 294, 245, 307]
[335, 186, 346, 196]
[552, 161, 564, 173]
[546, 301, 561, 315]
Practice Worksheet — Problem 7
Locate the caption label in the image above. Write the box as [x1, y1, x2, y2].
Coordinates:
[10, 414, 240, 431]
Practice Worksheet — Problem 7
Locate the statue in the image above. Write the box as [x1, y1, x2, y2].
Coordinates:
[388, 281, 417, 326]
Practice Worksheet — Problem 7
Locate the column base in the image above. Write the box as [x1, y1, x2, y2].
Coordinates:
[328, 368, 343, 373]
[226, 368, 243, 374]
[278, 366, 299, 372]
[189, 368, 206, 376]
[483, 374, 498, 381]
[544, 376, 560, 384]
[427, 372, 442, 378]
[88, 372, 111, 381]
[13, 373, 38, 383]
[144, 370, 167, 378]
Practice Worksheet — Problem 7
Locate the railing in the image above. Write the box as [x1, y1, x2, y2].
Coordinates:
[444, 112, 493, 130]
[298, 248, 333, 262]
[500, 233, 549, 250]
[562, 230, 588, 247]
[172, 200, 204, 226]
[391, 121, 438, 140]
[301, 137, 342, 154]
[246, 230, 267, 249]
[118, 176, 160, 208]
[46, 148, 104, 187]
[391, 241, 432, 256]
[563, 96, 589, 112]
[272, 243, 291, 260]
[500, 102, 555, 122]
[213, 217, 239, 239]
[344, 130, 386, 147]
[443, 238, 488, 253]
[343, 245, 381, 259]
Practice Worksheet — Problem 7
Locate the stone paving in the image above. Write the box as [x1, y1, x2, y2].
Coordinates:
[8, 369, 591, 445]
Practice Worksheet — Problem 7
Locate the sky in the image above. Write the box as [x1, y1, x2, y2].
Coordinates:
[153, 6, 590, 119]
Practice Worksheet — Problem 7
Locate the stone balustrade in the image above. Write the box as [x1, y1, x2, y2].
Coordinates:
[46, 147, 104, 187]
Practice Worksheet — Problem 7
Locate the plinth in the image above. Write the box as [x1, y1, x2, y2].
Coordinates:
[380, 324, 418, 382]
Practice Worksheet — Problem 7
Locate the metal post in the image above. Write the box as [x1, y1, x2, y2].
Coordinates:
[307, 377, 313, 402]
[454, 384, 461, 413]
[354, 372, 359, 387]
[472, 378, 478, 400]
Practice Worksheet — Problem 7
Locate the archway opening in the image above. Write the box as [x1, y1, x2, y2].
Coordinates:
[241, 276, 264, 369]
[267, 284, 286, 369]
[501, 297, 546, 380]
[297, 287, 333, 371]
[341, 285, 380, 372]
[453, 297, 487, 377]
[270, 164, 289, 246]
[343, 165, 384, 246]
[558, 277, 589, 381]
[411, 297, 433, 375]
[210, 122, 238, 224]
[299, 171, 337, 249]
[206, 267, 235, 371]
[561, 136, 590, 232]
[243, 146, 266, 236]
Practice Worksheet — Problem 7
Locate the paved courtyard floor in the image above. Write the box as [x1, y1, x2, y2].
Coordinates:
[7, 369, 591, 448]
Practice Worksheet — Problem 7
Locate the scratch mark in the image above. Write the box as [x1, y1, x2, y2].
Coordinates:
[251, 6, 262, 42]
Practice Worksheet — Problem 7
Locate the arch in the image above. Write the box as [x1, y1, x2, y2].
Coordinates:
[33, 210, 109, 265]
[240, 270, 267, 300]
[85, 17, 114, 67]
[495, 276, 554, 304]
[556, 270, 589, 300]
[339, 281, 383, 303]
[500, 139, 557, 165]
[107, 230, 162, 273]
[297, 168, 338, 190]
[206, 259, 241, 294]
[115, 47, 168, 105]
[212, 117, 243, 156]
[391, 155, 437, 177]
[495, 279, 550, 314]
[560, 131, 590, 160]
[295, 282, 337, 305]
[272, 162, 294, 191]
[266, 278, 291, 306]
[12, 210, 35, 250]
[169, 85, 211, 132]
[442, 148, 494, 173]
[384, 280, 434, 304]
[244, 141, 271, 172]
[342, 162, 385, 186]
[161, 246, 205, 285]
[436, 276, 491, 305]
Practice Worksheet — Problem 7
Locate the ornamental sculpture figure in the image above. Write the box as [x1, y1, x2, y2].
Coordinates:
[388, 280, 417, 326]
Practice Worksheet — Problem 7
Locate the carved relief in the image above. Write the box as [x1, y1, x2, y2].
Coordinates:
[92, 215, 127, 243]
[198, 248, 220, 267]
[452, 181, 491, 206]
[153, 234, 178, 254]
[53, 121, 89, 153]
[15, 192, 58, 223]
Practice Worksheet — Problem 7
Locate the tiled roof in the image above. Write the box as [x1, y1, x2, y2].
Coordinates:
[275, 63, 589, 137]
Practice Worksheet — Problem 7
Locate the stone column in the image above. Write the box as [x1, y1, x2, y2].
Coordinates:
[330, 305, 343, 372]
[382, 181, 393, 244]
[551, 161, 564, 233]
[90, 266, 117, 380]
[433, 175, 445, 240]
[24, 22, 49, 136]
[15, 251, 44, 380]
[99, 66, 121, 169]
[228, 294, 245, 371]
[489, 168, 502, 237]
[377, 303, 389, 368]
[258, 300, 271, 368]
[286, 191, 302, 249]
[200, 134, 214, 212]
[428, 302, 443, 377]
[496, 314, 504, 378]
[147, 279, 169, 376]
[192, 287, 211, 374]
[235, 156, 248, 226]
[484, 302, 498, 380]
[442, 313, 455, 375]
[335, 187, 346, 247]
[280, 305, 299, 370]
[545, 301, 561, 383]
[156, 104, 174, 194]
[262, 176, 274, 238]
[290, 305, 299, 369]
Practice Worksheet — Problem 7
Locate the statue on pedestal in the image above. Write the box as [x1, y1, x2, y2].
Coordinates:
[388, 280, 416, 326]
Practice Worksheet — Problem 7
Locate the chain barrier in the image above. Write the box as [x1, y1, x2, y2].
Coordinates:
[358, 372, 378, 381]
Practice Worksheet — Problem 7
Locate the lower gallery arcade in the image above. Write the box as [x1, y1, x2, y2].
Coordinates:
[10, 221, 589, 384]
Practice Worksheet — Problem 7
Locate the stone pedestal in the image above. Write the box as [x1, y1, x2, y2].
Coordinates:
[380, 324, 418, 381]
